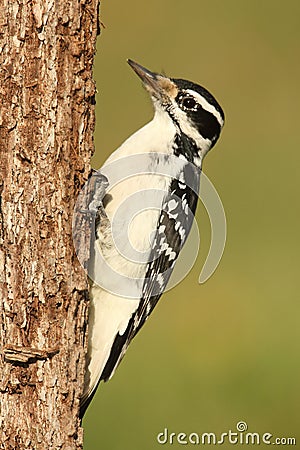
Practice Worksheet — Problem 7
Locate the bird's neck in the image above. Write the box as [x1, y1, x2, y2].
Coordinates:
[154, 105, 208, 168]
[105, 106, 205, 170]
[172, 132, 202, 168]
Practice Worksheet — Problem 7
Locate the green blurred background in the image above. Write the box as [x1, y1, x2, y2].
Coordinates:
[84, 1, 300, 448]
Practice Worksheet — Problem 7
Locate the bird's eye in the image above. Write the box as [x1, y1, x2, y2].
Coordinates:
[181, 96, 197, 110]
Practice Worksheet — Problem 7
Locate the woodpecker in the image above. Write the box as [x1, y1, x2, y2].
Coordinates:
[80, 60, 225, 416]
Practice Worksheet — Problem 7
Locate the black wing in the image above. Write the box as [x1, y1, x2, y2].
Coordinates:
[100, 162, 200, 382]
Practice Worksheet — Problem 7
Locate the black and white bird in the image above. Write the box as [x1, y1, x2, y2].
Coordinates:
[80, 60, 224, 415]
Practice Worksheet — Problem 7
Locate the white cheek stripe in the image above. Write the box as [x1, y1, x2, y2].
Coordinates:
[185, 89, 224, 127]
[173, 107, 211, 155]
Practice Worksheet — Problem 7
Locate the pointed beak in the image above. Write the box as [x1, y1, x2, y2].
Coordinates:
[127, 59, 178, 102]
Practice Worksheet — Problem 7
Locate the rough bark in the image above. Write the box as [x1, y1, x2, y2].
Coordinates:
[0, 0, 99, 448]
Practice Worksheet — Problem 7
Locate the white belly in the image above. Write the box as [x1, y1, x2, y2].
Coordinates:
[83, 109, 183, 402]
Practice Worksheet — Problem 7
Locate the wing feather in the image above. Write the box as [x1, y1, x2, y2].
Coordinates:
[100, 163, 200, 382]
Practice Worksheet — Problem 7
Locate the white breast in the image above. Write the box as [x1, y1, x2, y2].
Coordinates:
[83, 108, 184, 403]
[98, 107, 181, 281]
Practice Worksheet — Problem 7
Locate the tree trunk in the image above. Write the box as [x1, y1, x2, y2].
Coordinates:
[0, 0, 99, 448]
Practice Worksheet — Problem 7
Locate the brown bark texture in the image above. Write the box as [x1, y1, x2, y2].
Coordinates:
[0, 0, 99, 448]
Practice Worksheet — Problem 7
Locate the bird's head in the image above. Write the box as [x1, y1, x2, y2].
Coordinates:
[128, 59, 224, 163]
